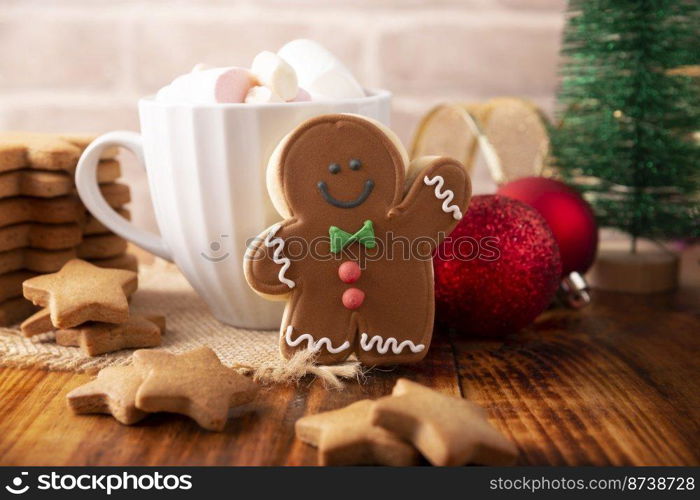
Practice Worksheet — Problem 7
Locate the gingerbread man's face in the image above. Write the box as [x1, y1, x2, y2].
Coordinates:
[271, 116, 406, 222]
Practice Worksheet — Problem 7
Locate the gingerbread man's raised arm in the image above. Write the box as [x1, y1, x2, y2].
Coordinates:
[244, 220, 301, 298]
[388, 156, 472, 247]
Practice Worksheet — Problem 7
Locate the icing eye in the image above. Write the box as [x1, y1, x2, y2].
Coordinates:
[349, 159, 362, 171]
[328, 163, 341, 174]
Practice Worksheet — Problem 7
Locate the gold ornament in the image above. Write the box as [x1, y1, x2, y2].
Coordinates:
[411, 97, 551, 185]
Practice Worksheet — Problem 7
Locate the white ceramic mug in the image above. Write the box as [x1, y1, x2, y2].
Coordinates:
[76, 90, 392, 329]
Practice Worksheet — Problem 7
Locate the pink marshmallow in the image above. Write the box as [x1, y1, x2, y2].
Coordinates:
[289, 87, 311, 102]
[214, 67, 257, 103]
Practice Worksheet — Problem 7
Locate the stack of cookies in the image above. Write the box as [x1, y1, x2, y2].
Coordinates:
[20, 259, 164, 356]
[0, 132, 138, 326]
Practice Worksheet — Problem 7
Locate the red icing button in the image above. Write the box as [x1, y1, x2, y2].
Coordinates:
[338, 261, 361, 283]
[342, 288, 365, 310]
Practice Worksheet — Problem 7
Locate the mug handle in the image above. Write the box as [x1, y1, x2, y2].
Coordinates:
[75, 131, 173, 261]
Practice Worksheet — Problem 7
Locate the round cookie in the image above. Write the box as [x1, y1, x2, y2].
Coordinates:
[244, 114, 471, 365]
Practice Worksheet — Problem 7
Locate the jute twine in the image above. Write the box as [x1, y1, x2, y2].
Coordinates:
[0, 260, 361, 388]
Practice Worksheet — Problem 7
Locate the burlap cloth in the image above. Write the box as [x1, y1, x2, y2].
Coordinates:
[0, 260, 360, 387]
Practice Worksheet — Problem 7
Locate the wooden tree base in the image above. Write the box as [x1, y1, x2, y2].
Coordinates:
[589, 246, 679, 293]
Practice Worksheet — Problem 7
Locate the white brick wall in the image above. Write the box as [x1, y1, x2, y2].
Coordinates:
[0, 0, 565, 136]
[0, 0, 566, 232]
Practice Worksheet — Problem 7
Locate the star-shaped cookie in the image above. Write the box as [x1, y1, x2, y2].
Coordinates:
[296, 399, 419, 466]
[133, 347, 259, 431]
[22, 259, 137, 329]
[56, 315, 165, 356]
[371, 378, 517, 466]
[0, 131, 117, 172]
[20, 307, 53, 337]
[67, 365, 147, 425]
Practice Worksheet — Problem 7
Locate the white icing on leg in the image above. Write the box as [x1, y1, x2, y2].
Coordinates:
[359, 333, 425, 355]
[263, 223, 295, 288]
[424, 175, 463, 220]
[284, 325, 351, 354]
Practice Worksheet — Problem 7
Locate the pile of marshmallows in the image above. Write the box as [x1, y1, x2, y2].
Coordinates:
[156, 39, 366, 104]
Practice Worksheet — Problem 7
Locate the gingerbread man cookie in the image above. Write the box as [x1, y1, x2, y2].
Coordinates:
[245, 114, 471, 365]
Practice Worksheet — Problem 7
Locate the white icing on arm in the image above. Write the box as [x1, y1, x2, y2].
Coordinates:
[424, 175, 463, 220]
[360, 333, 425, 354]
[284, 326, 351, 354]
[263, 223, 295, 288]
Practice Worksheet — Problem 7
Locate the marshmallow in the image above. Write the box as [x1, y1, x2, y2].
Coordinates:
[251, 51, 298, 101]
[245, 86, 284, 104]
[289, 87, 311, 102]
[214, 67, 257, 103]
[156, 84, 177, 102]
[277, 39, 365, 100]
[157, 67, 256, 104]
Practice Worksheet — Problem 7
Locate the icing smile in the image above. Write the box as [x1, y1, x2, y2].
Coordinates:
[317, 179, 375, 208]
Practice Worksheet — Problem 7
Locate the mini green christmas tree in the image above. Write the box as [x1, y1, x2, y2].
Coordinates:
[551, 0, 700, 251]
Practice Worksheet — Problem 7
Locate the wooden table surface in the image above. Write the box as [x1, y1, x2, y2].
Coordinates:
[0, 247, 698, 466]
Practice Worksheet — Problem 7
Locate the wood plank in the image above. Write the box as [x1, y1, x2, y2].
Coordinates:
[0, 335, 460, 466]
[451, 290, 700, 466]
[0, 245, 697, 466]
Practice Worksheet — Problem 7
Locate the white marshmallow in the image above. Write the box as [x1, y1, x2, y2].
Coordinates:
[245, 85, 284, 104]
[251, 51, 298, 101]
[156, 84, 178, 102]
[156, 67, 255, 104]
[277, 39, 365, 100]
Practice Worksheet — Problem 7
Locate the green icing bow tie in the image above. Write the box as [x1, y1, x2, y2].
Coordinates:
[329, 220, 376, 253]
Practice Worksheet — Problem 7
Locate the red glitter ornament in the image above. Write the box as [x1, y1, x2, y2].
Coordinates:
[434, 195, 561, 337]
[497, 177, 598, 275]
